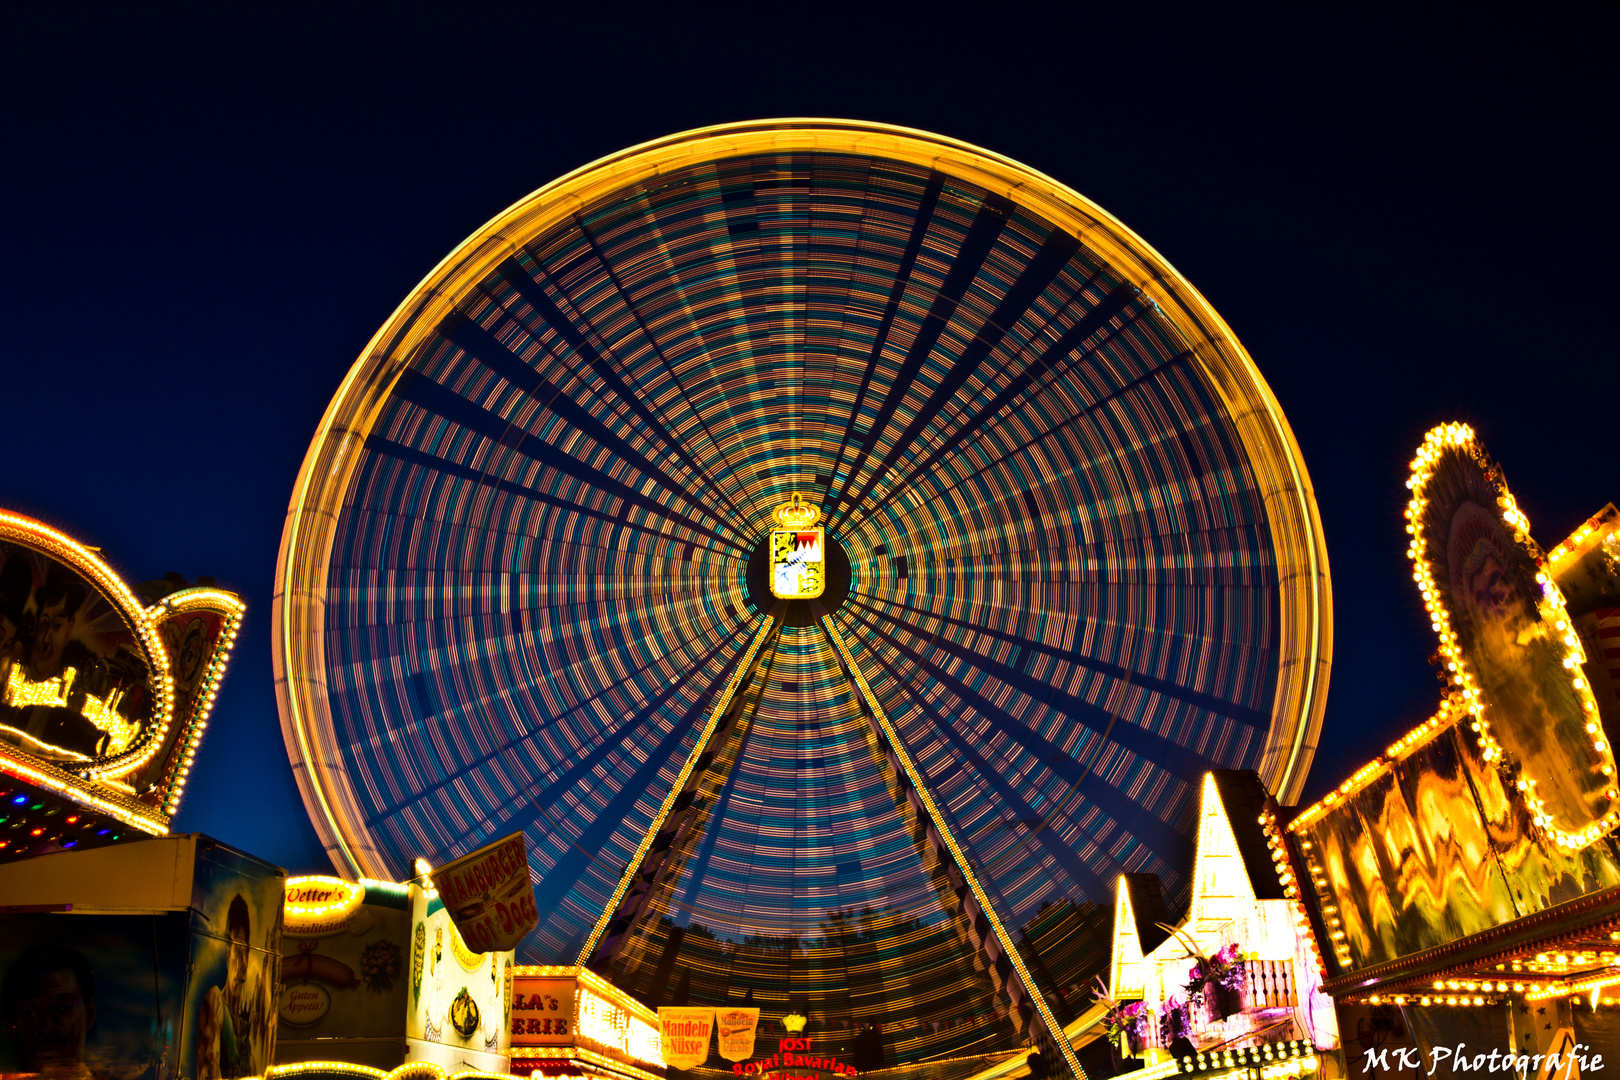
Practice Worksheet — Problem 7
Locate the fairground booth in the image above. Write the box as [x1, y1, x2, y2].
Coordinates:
[0, 511, 243, 862]
[0, 511, 261, 1077]
[269, 870, 667, 1080]
[1281, 427, 1620, 1064]
[271, 868, 518, 1075]
[1101, 772, 1339, 1079]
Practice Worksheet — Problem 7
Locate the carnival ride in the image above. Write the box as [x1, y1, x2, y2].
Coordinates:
[273, 121, 1332, 1072]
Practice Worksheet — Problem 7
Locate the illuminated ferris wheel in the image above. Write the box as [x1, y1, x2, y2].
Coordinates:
[273, 121, 1331, 1073]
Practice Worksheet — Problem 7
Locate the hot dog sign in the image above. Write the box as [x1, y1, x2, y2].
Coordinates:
[428, 831, 539, 954]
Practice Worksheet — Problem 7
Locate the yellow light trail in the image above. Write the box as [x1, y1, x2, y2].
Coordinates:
[821, 616, 1088, 1080]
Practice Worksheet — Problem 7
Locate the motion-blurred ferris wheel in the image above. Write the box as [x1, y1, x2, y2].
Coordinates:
[274, 121, 1331, 1072]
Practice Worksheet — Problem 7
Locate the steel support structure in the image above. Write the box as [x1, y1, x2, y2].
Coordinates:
[578, 612, 783, 967]
[819, 616, 1088, 1080]
[589, 626, 783, 984]
[833, 625, 1025, 1031]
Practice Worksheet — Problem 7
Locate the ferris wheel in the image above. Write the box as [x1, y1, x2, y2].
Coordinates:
[273, 121, 1331, 1071]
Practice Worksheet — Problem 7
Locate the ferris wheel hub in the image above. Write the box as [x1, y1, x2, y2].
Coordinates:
[745, 530, 851, 626]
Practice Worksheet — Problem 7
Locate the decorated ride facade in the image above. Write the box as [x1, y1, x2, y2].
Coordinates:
[1280, 426, 1620, 1062]
[0, 832, 284, 1078]
[1105, 772, 1340, 1079]
[0, 510, 257, 1079]
[0, 509, 242, 855]
[1099, 423, 1620, 1075]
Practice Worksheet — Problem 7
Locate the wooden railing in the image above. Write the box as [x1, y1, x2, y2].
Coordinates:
[1146, 959, 1299, 1049]
[1241, 959, 1296, 1009]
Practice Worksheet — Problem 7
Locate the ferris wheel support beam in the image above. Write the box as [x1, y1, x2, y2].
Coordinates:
[588, 620, 785, 981]
[832, 621, 1030, 1034]
[819, 616, 1087, 1080]
[578, 611, 784, 968]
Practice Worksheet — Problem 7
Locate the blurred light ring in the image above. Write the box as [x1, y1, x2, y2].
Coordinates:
[273, 120, 1330, 1055]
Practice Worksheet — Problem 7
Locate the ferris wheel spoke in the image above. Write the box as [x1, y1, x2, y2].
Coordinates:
[567, 217, 760, 530]
[849, 589, 1266, 727]
[834, 227, 1080, 526]
[840, 624, 1191, 885]
[488, 255, 756, 535]
[820, 173, 946, 509]
[578, 611, 783, 969]
[597, 626, 784, 989]
[843, 342, 1191, 538]
[818, 615, 1086, 1080]
[840, 286, 1144, 533]
[822, 194, 1007, 522]
[357, 619, 746, 825]
[391, 359, 744, 553]
[831, 624, 1119, 903]
[840, 597, 1211, 785]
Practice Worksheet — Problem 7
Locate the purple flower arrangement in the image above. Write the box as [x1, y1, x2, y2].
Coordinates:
[1184, 942, 1244, 999]
[1212, 943, 1245, 990]
[1089, 978, 1150, 1051]
[1115, 1001, 1149, 1052]
[1157, 994, 1189, 1045]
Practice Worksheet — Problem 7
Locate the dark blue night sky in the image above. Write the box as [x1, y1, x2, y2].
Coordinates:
[3, 7, 1614, 875]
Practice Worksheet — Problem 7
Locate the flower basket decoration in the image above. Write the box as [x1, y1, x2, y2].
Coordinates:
[1157, 994, 1189, 1046]
[1090, 978, 1150, 1057]
[1156, 925, 1245, 1022]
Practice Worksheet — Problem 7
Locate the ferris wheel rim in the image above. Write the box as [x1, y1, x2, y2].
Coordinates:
[272, 118, 1331, 883]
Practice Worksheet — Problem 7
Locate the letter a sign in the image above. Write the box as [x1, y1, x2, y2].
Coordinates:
[718, 1007, 761, 1062]
[1536, 1029, 1581, 1080]
[659, 1007, 716, 1069]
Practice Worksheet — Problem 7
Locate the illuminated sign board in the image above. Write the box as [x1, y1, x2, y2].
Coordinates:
[429, 830, 538, 954]
[282, 874, 365, 933]
[511, 975, 574, 1044]
[732, 1036, 857, 1079]
[769, 496, 824, 600]
[511, 966, 664, 1071]
[0, 510, 243, 842]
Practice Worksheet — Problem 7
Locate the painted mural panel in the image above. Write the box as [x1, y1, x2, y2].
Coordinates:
[0, 538, 154, 767]
[183, 840, 285, 1078]
[1294, 427, 1620, 973]
[1301, 725, 1620, 971]
[0, 913, 189, 1078]
[1412, 445, 1614, 835]
[277, 881, 411, 1048]
[1306, 729, 1510, 968]
[406, 886, 513, 1061]
[1451, 711, 1620, 916]
[127, 602, 236, 802]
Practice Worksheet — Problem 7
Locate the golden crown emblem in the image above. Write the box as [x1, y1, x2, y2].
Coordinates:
[772, 494, 820, 529]
[781, 1011, 808, 1033]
